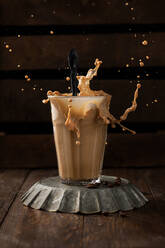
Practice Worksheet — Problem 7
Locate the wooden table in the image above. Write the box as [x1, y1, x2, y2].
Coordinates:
[0, 168, 164, 248]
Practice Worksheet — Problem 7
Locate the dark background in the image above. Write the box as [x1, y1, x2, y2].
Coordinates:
[0, 0, 164, 168]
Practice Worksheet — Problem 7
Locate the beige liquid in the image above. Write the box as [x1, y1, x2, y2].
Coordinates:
[49, 96, 107, 181]
[45, 58, 141, 184]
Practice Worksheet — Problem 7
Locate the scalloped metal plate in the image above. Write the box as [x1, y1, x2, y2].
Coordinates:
[21, 175, 148, 214]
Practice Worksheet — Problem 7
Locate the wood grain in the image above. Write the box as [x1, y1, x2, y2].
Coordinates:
[83, 168, 165, 248]
[0, 133, 164, 168]
[0, 0, 164, 25]
[0, 79, 163, 123]
[0, 168, 164, 248]
[0, 169, 28, 225]
[0, 169, 83, 248]
[0, 32, 163, 70]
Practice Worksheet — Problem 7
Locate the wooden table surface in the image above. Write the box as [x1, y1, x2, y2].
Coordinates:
[0, 168, 164, 248]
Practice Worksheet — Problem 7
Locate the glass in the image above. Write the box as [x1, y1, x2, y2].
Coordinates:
[48, 95, 107, 186]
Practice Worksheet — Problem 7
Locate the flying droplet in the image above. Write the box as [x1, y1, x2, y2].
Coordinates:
[25, 75, 29, 79]
[30, 13, 35, 18]
[40, 88, 43, 91]
[130, 80, 133, 83]
[139, 61, 144, 67]
[126, 64, 129, 67]
[125, 2, 129, 6]
[52, 10, 56, 15]
[5, 44, 9, 49]
[131, 57, 134, 61]
[146, 104, 149, 107]
[132, 17, 135, 20]
[137, 75, 140, 78]
[33, 87, 36, 90]
[66, 77, 70, 81]
[27, 78, 31, 82]
[42, 99, 49, 104]
[50, 30, 54, 35]
[68, 86, 71, 90]
[131, 7, 134, 11]
[21, 88, 24, 92]
[9, 49, 12, 52]
[154, 99, 158, 103]
[17, 34, 21, 38]
[146, 55, 150, 60]
[134, 33, 137, 38]
[17, 64, 21, 68]
[142, 40, 148, 46]
[146, 73, 149, 77]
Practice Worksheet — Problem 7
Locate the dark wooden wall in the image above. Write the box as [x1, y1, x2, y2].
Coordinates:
[0, 0, 165, 168]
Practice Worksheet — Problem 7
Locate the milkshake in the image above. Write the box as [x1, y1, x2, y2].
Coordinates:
[44, 58, 141, 185]
[49, 95, 107, 184]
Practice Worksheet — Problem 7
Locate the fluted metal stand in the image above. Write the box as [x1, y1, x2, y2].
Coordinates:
[21, 175, 148, 214]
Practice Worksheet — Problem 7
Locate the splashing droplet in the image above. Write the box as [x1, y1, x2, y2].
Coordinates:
[66, 77, 70, 81]
[30, 13, 35, 18]
[142, 40, 148, 46]
[139, 61, 144, 67]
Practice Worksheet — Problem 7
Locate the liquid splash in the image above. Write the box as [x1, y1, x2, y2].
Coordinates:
[44, 59, 141, 137]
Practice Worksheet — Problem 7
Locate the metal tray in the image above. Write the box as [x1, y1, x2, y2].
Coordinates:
[21, 175, 148, 214]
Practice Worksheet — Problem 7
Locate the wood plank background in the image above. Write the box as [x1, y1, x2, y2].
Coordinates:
[0, 0, 164, 168]
[0, 33, 163, 70]
[0, 0, 165, 25]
